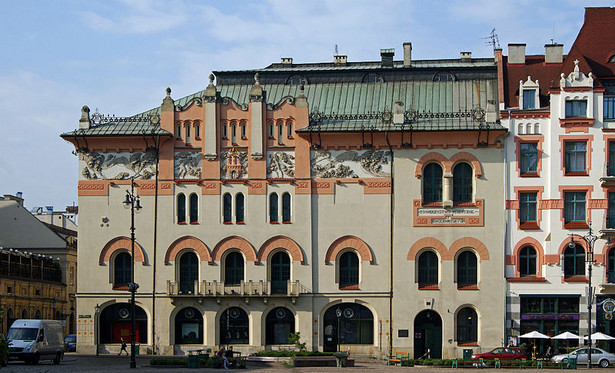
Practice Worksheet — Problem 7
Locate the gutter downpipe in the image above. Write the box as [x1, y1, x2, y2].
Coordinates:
[385, 130, 394, 358]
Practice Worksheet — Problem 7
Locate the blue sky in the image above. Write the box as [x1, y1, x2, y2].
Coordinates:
[0, 0, 611, 211]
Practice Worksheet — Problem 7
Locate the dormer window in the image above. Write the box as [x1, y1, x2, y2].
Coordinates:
[609, 55, 615, 63]
[522, 89, 536, 109]
[362, 73, 383, 83]
[565, 100, 587, 118]
[433, 71, 454, 82]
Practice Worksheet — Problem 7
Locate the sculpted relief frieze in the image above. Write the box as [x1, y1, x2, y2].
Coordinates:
[310, 149, 391, 178]
[175, 152, 201, 179]
[267, 151, 295, 178]
[80, 151, 156, 180]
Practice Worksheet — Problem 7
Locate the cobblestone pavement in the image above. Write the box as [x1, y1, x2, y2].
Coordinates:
[0, 354, 600, 372]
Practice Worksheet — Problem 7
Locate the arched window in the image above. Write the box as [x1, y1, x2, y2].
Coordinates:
[185, 124, 191, 144]
[268, 122, 274, 138]
[453, 162, 473, 203]
[189, 193, 198, 224]
[222, 123, 228, 139]
[195, 123, 200, 139]
[564, 244, 585, 278]
[287, 122, 293, 138]
[339, 251, 359, 288]
[270, 251, 290, 294]
[177, 193, 186, 224]
[225, 252, 244, 285]
[179, 252, 198, 294]
[423, 163, 443, 203]
[175, 307, 203, 344]
[241, 123, 246, 138]
[457, 307, 478, 343]
[114, 252, 131, 288]
[99, 303, 147, 343]
[220, 307, 248, 344]
[286, 75, 306, 85]
[519, 246, 537, 277]
[266, 307, 295, 344]
[608, 248, 615, 283]
[235, 193, 245, 223]
[223, 193, 232, 224]
[418, 251, 438, 287]
[282, 193, 291, 222]
[21, 309, 28, 319]
[323, 303, 373, 351]
[176, 124, 181, 138]
[457, 251, 477, 287]
[231, 123, 237, 143]
[362, 73, 383, 83]
[35, 310, 41, 319]
[277, 122, 283, 144]
[6, 308, 15, 331]
[269, 193, 278, 223]
[433, 71, 454, 82]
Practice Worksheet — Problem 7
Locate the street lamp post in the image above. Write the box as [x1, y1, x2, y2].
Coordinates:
[569, 222, 598, 369]
[123, 178, 142, 369]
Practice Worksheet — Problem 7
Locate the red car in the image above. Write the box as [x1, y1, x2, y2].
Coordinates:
[471, 347, 525, 360]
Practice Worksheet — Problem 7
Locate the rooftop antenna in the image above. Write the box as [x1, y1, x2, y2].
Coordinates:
[335, 44, 339, 55]
[483, 28, 501, 50]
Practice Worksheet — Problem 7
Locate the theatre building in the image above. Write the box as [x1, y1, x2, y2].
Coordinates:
[500, 7, 615, 353]
[62, 44, 506, 357]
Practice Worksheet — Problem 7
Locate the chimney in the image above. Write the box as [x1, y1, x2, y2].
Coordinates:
[544, 44, 563, 64]
[380, 48, 394, 67]
[4, 194, 24, 206]
[79, 105, 91, 129]
[281, 57, 293, 65]
[403, 42, 412, 66]
[508, 44, 526, 64]
[460, 52, 472, 62]
[334, 55, 347, 66]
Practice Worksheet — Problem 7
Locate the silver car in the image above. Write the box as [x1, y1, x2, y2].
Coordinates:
[552, 348, 615, 368]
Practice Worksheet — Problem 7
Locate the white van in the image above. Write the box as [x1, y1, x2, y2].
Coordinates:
[7, 319, 64, 364]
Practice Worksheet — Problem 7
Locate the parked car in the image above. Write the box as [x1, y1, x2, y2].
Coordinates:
[471, 347, 526, 360]
[7, 319, 64, 364]
[552, 347, 615, 368]
[64, 335, 76, 352]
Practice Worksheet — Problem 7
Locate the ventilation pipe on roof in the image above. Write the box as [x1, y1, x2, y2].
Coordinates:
[281, 57, 293, 65]
[381, 48, 394, 67]
[544, 44, 563, 64]
[403, 42, 412, 66]
[460, 52, 472, 62]
[334, 55, 347, 66]
[508, 44, 526, 64]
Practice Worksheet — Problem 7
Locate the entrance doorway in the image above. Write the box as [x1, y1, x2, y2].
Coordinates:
[414, 310, 442, 359]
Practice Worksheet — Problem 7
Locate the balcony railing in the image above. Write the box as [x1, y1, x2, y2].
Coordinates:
[167, 280, 310, 298]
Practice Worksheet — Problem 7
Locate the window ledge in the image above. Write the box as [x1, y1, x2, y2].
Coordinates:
[507, 276, 546, 283]
[564, 275, 588, 283]
[418, 284, 439, 290]
[177, 221, 187, 225]
[113, 285, 129, 291]
[236, 221, 245, 225]
[564, 222, 589, 230]
[282, 221, 291, 224]
[453, 202, 477, 207]
[223, 221, 232, 225]
[457, 284, 478, 290]
[270, 221, 279, 224]
[520, 222, 540, 230]
[564, 171, 589, 176]
[421, 202, 443, 207]
[190, 222, 199, 225]
[339, 284, 359, 290]
[457, 342, 479, 347]
[520, 172, 539, 178]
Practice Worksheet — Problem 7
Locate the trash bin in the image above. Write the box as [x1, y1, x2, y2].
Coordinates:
[567, 357, 577, 369]
[187, 354, 199, 369]
[333, 351, 349, 367]
[463, 349, 473, 360]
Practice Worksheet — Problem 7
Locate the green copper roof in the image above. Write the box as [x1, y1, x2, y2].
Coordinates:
[61, 117, 171, 138]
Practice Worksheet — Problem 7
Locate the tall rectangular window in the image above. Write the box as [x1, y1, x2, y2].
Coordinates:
[519, 192, 537, 224]
[565, 100, 587, 117]
[520, 143, 538, 175]
[609, 141, 615, 176]
[609, 192, 615, 229]
[564, 191, 586, 224]
[523, 89, 536, 109]
[605, 96, 615, 120]
[564, 141, 586, 173]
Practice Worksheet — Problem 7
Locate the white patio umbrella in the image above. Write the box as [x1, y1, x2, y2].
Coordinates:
[584, 332, 615, 341]
[520, 331, 550, 339]
[552, 332, 580, 352]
